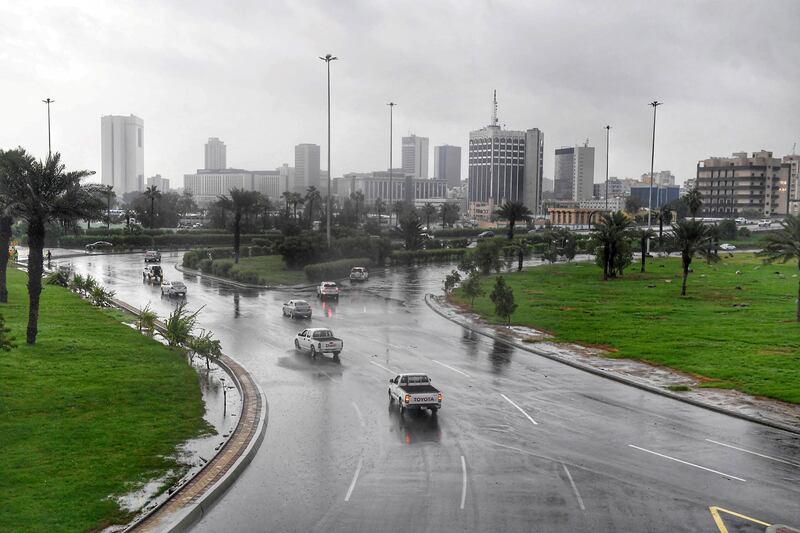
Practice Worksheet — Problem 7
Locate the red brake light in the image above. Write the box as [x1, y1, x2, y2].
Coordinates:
[438, 393, 442, 402]
[404, 394, 411, 403]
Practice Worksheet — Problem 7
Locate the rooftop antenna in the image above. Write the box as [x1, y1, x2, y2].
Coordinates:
[793, 142, 797, 156]
[491, 90, 498, 126]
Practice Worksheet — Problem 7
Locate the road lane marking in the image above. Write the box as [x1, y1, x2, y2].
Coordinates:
[344, 457, 364, 502]
[369, 360, 395, 374]
[708, 506, 771, 532]
[705, 438, 800, 468]
[500, 394, 538, 425]
[432, 359, 471, 378]
[460, 455, 467, 510]
[352, 402, 365, 428]
[562, 464, 585, 511]
[627, 445, 746, 482]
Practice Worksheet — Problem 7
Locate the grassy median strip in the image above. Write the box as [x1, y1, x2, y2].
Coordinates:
[0, 268, 210, 533]
[204, 255, 307, 286]
[452, 253, 800, 404]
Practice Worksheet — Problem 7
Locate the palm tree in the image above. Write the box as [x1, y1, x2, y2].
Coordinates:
[421, 202, 437, 230]
[672, 219, 711, 296]
[101, 185, 115, 229]
[0, 149, 27, 303]
[658, 204, 673, 242]
[124, 208, 134, 228]
[289, 192, 304, 221]
[399, 211, 424, 250]
[683, 187, 703, 219]
[220, 188, 259, 263]
[632, 227, 656, 273]
[143, 185, 161, 229]
[496, 201, 532, 240]
[305, 186, 321, 228]
[392, 201, 405, 227]
[281, 190, 292, 217]
[374, 197, 386, 224]
[439, 202, 459, 228]
[1, 152, 100, 344]
[758, 214, 800, 321]
[593, 211, 633, 280]
[256, 193, 273, 230]
[350, 191, 365, 224]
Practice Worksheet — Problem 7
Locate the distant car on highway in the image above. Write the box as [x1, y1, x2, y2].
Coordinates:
[143, 264, 163, 282]
[85, 241, 113, 252]
[294, 328, 343, 360]
[758, 219, 772, 228]
[161, 280, 187, 297]
[282, 299, 312, 319]
[477, 231, 495, 239]
[144, 250, 161, 263]
[389, 373, 442, 414]
[349, 267, 369, 282]
[720, 243, 736, 251]
[317, 281, 340, 299]
[734, 217, 747, 224]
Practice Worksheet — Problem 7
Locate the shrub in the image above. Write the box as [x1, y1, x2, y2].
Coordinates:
[45, 271, 69, 287]
[304, 258, 373, 282]
[738, 227, 751, 238]
[718, 219, 737, 240]
[198, 259, 213, 273]
[279, 232, 325, 268]
[212, 260, 234, 277]
[389, 248, 469, 266]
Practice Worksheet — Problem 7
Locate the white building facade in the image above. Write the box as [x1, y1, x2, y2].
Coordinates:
[294, 144, 320, 193]
[146, 174, 170, 192]
[434, 145, 462, 187]
[183, 169, 282, 206]
[402, 134, 429, 178]
[554, 142, 595, 202]
[101, 114, 144, 195]
[204, 138, 227, 170]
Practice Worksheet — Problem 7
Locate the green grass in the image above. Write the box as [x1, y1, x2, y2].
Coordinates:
[214, 255, 307, 286]
[0, 269, 210, 533]
[453, 254, 800, 404]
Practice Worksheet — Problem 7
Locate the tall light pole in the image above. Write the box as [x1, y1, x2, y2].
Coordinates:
[647, 101, 662, 231]
[387, 102, 396, 226]
[42, 98, 54, 157]
[319, 54, 338, 247]
[605, 125, 611, 211]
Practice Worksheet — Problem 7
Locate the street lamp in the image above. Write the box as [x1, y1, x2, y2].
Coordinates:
[319, 53, 338, 247]
[42, 98, 54, 157]
[647, 101, 662, 253]
[220, 376, 227, 416]
[605, 125, 611, 211]
[387, 102, 396, 225]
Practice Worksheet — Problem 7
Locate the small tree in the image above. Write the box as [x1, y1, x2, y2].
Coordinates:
[632, 228, 656, 273]
[137, 303, 158, 336]
[421, 202, 437, 230]
[162, 302, 201, 347]
[683, 187, 703, 219]
[672, 219, 711, 296]
[69, 273, 84, 294]
[399, 211, 423, 250]
[0, 314, 15, 351]
[474, 238, 504, 274]
[461, 271, 484, 307]
[90, 285, 115, 307]
[490, 276, 518, 325]
[496, 201, 532, 240]
[443, 270, 461, 295]
[188, 329, 223, 369]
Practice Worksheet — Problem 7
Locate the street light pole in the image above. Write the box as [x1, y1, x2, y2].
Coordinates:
[42, 98, 54, 157]
[646, 101, 662, 255]
[319, 54, 338, 247]
[387, 102, 396, 226]
[605, 125, 611, 211]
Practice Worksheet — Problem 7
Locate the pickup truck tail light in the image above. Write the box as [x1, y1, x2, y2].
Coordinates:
[438, 393, 442, 402]
[404, 394, 411, 404]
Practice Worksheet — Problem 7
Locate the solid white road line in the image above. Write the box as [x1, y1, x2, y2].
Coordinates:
[460, 455, 467, 510]
[705, 438, 800, 468]
[627, 444, 746, 482]
[500, 393, 538, 425]
[432, 359, 471, 378]
[562, 464, 585, 511]
[369, 360, 395, 374]
[344, 457, 364, 502]
[352, 401, 365, 428]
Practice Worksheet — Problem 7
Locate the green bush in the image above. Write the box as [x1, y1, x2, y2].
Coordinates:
[389, 248, 468, 266]
[198, 259, 213, 273]
[212, 260, 234, 277]
[304, 258, 373, 282]
[434, 228, 482, 238]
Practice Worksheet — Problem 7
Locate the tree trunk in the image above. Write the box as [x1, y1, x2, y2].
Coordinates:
[659, 217, 663, 241]
[797, 259, 800, 322]
[518, 248, 523, 271]
[681, 254, 690, 296]
[640, 239, 646, 273]
[150, 198, 156, 228]
[234, 211, 242, 264]
[602, 242, 610, 281]
[0, 215, 12, 303]
[507, 219, 515, 240]
[26, 217, 46, 344]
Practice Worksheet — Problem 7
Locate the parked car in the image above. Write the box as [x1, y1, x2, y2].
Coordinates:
[349, 267, 369, 282]
[420, 232, 434, 240]
[161, 280, 187, 297]
[143, 264, 163, 282]
[388, 373, 442, 414]
[294, 328, 343, 360]
[144, 250, 161, 263]
[720, 243, 736, 251]
[477, 231, 495, 239]
[85, 241, 113, 252]
[317, 281, 340, 299]
[283, 299, 312, 318]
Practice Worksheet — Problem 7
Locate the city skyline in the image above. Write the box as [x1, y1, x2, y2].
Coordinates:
[3, 1, 799, 188]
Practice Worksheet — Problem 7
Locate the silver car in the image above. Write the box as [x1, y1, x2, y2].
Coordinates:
[161, 280, 187, 297]
[282, 299, 312, 319]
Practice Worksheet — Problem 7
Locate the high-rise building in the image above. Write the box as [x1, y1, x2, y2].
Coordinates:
[204, 138, 226, 170]
[696, 151, 783, 216]
[553, 141, 595, 202]
[146, 174, 170, 192]
[277, 163, 295, 193]
[101, 114, 144, 195]
[434, 145, 462, 187]
[782, 155, 800, 215]
[467, 92, 544, 214]
[640, 170, 676, 186]
[294, 144, 320, 193]
[402, 134, 429, 178]
[183, 168, 282, 206]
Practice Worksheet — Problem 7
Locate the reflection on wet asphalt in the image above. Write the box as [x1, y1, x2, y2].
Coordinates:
[65, 251, 800, 533]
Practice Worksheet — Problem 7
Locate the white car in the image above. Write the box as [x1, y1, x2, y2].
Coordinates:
[349, 267, 369, 282]
[758, 219, 772, 228]
[317, 281, 340, 299]
[388, 373, 442, 414]
[734, 217, 747, 225]
[294, 328, 343, 360]
[720, 243, 736, 251]
[161, 280, 187, 297]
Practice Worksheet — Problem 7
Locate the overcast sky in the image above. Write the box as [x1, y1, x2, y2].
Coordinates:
[2, 0, 799, 187]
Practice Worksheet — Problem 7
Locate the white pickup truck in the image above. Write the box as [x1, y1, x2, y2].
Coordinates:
[294, 328, 343, 360]
[388, 373, 442, 414]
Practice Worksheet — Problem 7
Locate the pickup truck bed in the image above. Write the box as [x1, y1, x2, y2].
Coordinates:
[398, 384, 438, 394]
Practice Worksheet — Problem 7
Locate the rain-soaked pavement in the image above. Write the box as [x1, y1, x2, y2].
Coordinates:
[60, 250, 800, 533]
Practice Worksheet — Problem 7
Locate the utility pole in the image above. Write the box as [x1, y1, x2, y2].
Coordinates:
[605, 125, 611, 211]
[647, 101, 662, 254]
[387, 102, 396, 226]
[42, 98, 54, 157]
[319, 54, 338, 247]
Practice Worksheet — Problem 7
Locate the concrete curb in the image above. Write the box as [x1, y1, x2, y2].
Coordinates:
[424, 293, 800, 436]
[106, 298, 268, 533]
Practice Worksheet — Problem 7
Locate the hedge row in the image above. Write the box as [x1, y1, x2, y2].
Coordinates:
[182, 245, 273, 269]
[304, 258, 373, 282]
[53, 233, 268, 249]
[196, 259, 262, 286]
[432, 228, 484, 238]
[389, 248, 469, 266]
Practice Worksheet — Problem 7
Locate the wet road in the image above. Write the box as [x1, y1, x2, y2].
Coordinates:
[65, 251, 800, 532]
